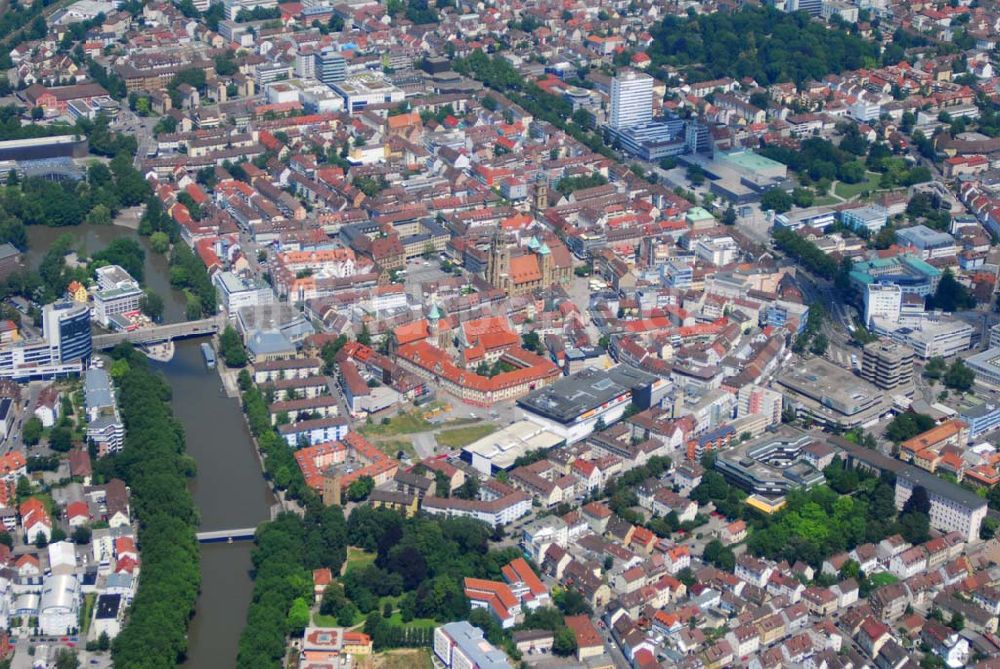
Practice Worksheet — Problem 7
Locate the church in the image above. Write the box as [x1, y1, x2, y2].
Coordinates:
[485, 234, 573, 297]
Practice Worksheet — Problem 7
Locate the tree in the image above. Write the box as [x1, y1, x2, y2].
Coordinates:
[926, 269, 974, 312]
[761, 189, 793, 213]
[722, 205, 737, 225]
[885, 412, 935, 443]
[286, 597, 310, 636]
[943, 359, 974, 392]
[686, 165, 705, 186]
[792, 188, 815, 208]
[54, 649, 79, 669]
[141, 291, 164, 322]
[521, 331, 541, 353]
[553, 627, 578, 656]
[357, 323, 372, 346]
[219, 326, 247, 368]
[346, 476, 375, 501]
[809, 333, 828, 356]
[149, 231, 170, 254]
[22, 416, 42, 446]
[924, 356, 947, 381]
[49, 426, 73, 452]
[72, 525, 91, 545]
[554, 589, 591, 615]
[903, 486, 930, 516]
[85, 203, 111, 226]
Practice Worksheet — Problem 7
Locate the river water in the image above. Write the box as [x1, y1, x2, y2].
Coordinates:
[26, 224, 274, 668]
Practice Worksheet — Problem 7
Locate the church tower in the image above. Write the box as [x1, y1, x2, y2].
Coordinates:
[486, 232, 510, 292]
[534, 176, 548, 212]
[539, 241, 553, 286]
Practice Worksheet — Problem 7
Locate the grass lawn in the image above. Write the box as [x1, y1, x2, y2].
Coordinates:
[385, 613, 437, 629]
[345, 547, 376, 575]
[360, 411, 432, 437]
[312, 613, 338, 627]
[434, 423, 497, 448]
[813, 195, 841, 206]
[79, 592, 96, 634]
[375, 649, 434, 669]
[314, 611, 364, 627]
[869, 572, 899, 587]
[373, 438, 416, 459]
[834, 172, 881, 200]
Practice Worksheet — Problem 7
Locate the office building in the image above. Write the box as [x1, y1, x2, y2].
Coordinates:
[84, 367, 124, 456]
[737, 384, 783, 426]
[93, 264, 143, 328]
[991, 323, 1000, 349]
[0, 302, 91, 380]
[836, 437, 987, 543]
[895, 225, 957, 260]
[965, 348, 1000, 389]
[606, 118, 686, 160]
[959, 401, 1000, 440]
[715, 428, 826, 507]
[777, 358, 891, 429]
[332, 73, 405, 114]
[214, 271, 275, 318]
[895, 467, 987, 543]
[609, 70, 653, 131]
[871, 317, 973, 359]
[850, 254, 942, 297]
[317, 47, 346, 87]
[222, 0, 276, 21]
[434, 622, 513, 669]
[840, 205, 889, 234]
[93, 286, 143, 328]
[861, 340, 914, 391]
[864, 284, 902, 327]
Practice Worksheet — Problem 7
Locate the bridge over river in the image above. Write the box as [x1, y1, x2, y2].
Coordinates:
[93, 316, 222, 350]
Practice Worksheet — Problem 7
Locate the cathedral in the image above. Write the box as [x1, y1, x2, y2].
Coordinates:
[486, 234, 572, 297]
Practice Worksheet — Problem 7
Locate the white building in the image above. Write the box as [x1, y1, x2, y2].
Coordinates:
[609, 70, 653, 131]
[894, 468, 987, 543]
[737, 384, 783, 426]
[871, 316, 973, 359]
[434, 622, 513, 669]
[92, 593, 123, 640]
[461, 420, 565, 476]
[214, 271, 275, 319]
[694, 236, 738, 267]
[39, 574, 80, 635]
[93, 265, 143, 328]
[864, 284, 902, 327]
[332, 74, 405, 114]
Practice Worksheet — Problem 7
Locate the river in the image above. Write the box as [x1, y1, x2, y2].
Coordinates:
[26, 223, 188, 324]
[154, 340, 274, 669]
[26, 223, 274, 668]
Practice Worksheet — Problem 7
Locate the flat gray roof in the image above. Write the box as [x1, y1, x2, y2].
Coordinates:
[517, 368, 630, 424]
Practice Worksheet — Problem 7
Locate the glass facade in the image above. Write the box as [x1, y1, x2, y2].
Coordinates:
[53, 303, 92, 363]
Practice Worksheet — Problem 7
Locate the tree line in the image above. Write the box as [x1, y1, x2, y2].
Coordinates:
[168, 244, 218, 319]
[238, 371, 316, 503]
[94, 346, 201, 669]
